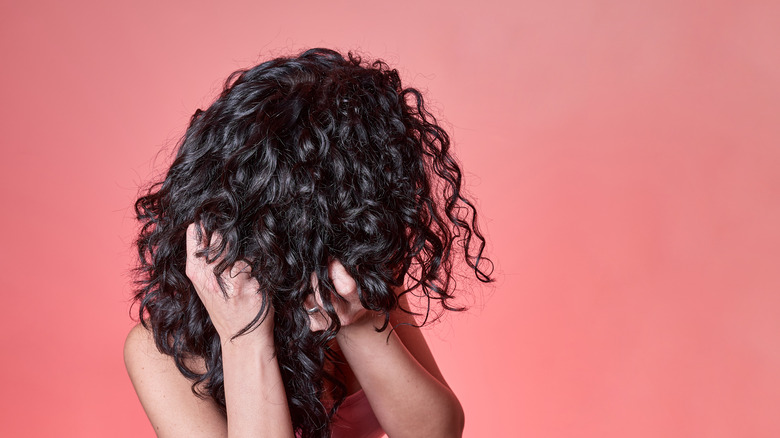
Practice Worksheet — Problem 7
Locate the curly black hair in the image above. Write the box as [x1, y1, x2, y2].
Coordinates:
[133, 48, 492, 438]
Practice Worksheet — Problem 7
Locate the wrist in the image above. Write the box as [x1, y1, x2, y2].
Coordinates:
[221, 331, 276, 358]
[336, 312, 387, 343]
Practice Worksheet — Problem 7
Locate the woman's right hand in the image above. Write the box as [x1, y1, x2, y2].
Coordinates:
[185, 223, 273, 345]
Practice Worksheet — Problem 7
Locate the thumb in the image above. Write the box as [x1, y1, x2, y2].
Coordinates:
[329, 260, 357, 299]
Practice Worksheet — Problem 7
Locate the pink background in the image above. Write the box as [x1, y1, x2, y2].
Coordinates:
[1, 1, 779, 436]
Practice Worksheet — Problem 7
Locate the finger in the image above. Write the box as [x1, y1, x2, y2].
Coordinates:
[306, 308, 328, 332]
[303, 293, 318, 310]
[223, 260, 260, 298]
[306, 273, 326, 331]
[186, 224, 248, 299]
[313, 272, 351, 318]
[305, 274, 321, 310]
[187, 222, 227, 262]
[185, 223, 208, 284]
[186, 223, 220, 270]
[208, 227, 224, 252]
[309, 270, 358, 329]
[186, 223, 202, 259]
[228, 259, 252, 279]
[329, 260, 357, 300]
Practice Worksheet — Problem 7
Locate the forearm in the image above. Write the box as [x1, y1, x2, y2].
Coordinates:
[336, 315, 464, 438]
[222, 337, 294, 438]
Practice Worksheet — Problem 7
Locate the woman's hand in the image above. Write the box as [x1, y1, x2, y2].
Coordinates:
[305, 260, 375, 332]
[182, 224, 293, 437]
[185, 223, 273, 344]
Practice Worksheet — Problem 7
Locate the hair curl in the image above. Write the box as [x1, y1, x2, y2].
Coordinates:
[133, 48, 492, 438]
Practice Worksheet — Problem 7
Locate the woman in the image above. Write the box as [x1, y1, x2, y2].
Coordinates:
[124, 48, 492, 438]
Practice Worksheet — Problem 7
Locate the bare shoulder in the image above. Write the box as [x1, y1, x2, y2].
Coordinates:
[124, 323, 197, 379]
[123, 323, 161, 365]
[124, 323, 227, 438]
[389, 292, 450, 388]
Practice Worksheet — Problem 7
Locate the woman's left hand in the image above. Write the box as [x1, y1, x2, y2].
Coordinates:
[305, 260, 374, 331]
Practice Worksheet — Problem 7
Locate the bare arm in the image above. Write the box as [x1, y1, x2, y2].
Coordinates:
[307, 264, 464, 438]
[221, 335, 293, 438]
[336, 306, 464, 438]
[124, 224, 294, 438]
[124, 323, 228, 437]
[124, 325, 292, 438]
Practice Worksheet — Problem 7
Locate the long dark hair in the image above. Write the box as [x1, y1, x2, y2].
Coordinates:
[133, 48, 492, 438]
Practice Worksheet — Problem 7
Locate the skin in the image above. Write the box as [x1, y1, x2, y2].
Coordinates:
[124, 224, 464, 438]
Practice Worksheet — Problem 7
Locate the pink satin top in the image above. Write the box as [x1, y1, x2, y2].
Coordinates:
[330, 389, 385, 438]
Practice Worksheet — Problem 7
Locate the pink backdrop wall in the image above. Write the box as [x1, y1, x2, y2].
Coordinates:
[1, 1, 779, 436]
